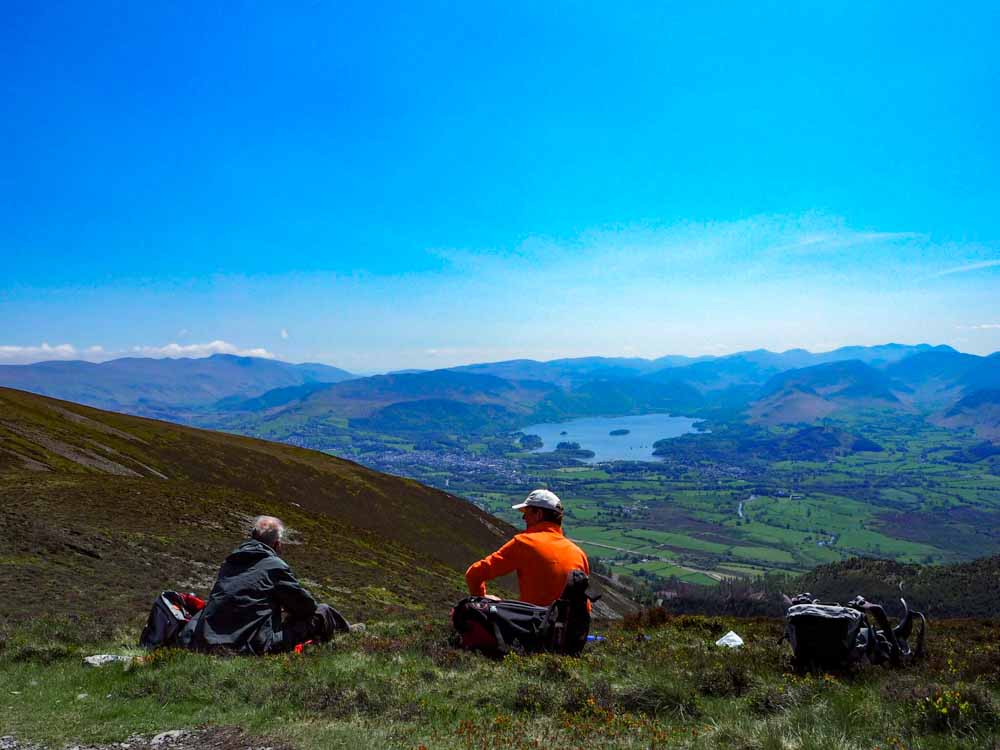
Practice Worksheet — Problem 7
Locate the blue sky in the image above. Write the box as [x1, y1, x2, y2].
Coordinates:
[2, 2, 998, 371]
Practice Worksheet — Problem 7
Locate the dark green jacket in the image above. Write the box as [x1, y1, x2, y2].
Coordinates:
[181, 540, 317, 654]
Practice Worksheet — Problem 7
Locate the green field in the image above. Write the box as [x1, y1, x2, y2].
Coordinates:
[342, 414, 1000, 590]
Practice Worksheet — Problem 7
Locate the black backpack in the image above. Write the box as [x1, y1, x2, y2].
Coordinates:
[139, 591, 199, 650]
[452, 570, 596, 656]
[783, 592, 927, 671]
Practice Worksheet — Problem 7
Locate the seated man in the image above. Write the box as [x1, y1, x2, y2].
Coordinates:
[465, 489, 589, 606]
[180, 515, 349, 654]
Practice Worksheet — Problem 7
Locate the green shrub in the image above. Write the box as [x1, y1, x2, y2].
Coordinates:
[696, 659, 753, 697]
[746, 683, 799, 716]
[0, 614, 118, 663]
[613, 678, 702, 719]
[672, 615, 728, 634]
[622, 606, 671, 630]
[514, 652, 574, 682]
[508, 681, 559, 713]
[295, 680, 395, 718]
[911, 682, 998, 734]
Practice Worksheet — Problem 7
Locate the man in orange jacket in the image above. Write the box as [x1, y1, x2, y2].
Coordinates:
[465, 489, 590, 607]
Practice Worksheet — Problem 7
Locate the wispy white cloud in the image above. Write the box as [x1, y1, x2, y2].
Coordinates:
[280, 328, 289, 340]
[0, 340, 275, 365]
[0, 342, 79, 364]
[431, 215, 925, 289]
[958, 323, 1000, 330]
[929, 259, 1000, 278]
[129, 340, 276, 359]
[765, 229, 920, 257]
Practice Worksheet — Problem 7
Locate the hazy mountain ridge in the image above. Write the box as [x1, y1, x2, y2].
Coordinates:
[0, 354, 355, 416]
[201, 345, 1000, 443]
[2, 344, 997, 446]
[747, 353, 1000, 432]
[449, 355, 710, 387]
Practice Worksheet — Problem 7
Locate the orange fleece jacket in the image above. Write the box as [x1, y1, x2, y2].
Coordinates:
[465, 521, 590, 606]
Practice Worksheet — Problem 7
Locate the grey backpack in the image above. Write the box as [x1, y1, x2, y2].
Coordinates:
[783, 593, 926, 671]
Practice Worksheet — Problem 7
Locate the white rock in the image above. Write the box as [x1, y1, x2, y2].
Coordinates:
[715, 630, 744, 648]
[151, 730, 188, 746]
[84, 654, 132, 667]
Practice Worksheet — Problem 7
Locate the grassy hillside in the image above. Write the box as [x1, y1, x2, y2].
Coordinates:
[0, 613, 996, 749]
[0, 386, 520, 624]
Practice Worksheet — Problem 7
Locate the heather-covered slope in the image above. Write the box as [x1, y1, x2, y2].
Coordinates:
[0, 387, 516, 624]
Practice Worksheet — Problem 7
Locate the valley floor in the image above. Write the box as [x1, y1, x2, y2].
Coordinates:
[340, 415, 1000, 589]
[1, 616, 997, 750]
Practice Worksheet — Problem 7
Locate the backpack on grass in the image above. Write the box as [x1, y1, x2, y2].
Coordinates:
[451, 569, 596, 656]
[783, 592, 927, 671]
[139, 591, 205, 650]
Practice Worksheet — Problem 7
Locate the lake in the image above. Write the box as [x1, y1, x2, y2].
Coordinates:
[521, 413, 702, 463]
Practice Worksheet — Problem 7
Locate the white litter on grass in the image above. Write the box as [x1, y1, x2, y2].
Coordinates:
[715, 631, 744, 648]
[83, 654, 133, 667]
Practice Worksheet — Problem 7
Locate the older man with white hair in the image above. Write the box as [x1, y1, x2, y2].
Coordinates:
[180, 515, 351, 654]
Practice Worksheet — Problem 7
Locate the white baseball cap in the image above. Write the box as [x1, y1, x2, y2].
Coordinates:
[511, 489, 563, 511]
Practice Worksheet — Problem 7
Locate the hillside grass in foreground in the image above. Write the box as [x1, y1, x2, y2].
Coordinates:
[1, 615, 997, 749]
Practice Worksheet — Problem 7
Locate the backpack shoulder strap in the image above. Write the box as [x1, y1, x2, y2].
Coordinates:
[860, 602, 903, 664]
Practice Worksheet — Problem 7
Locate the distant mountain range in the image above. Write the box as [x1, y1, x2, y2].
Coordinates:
[2, 343, 997, 443]
[747, 350, 1000, 439]
[0, 354, 355, 417]
[223, 343, 998, 443]
[450, 354, 710, 387]
[458, 343, 943, 390]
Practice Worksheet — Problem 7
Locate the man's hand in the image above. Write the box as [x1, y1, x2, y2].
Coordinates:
[483, 594, 501, 601]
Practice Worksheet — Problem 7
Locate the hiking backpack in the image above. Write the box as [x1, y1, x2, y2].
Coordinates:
[139, 591, 205, 650]
[451, 569, 596, 656]
[783, 592, 927, 671]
